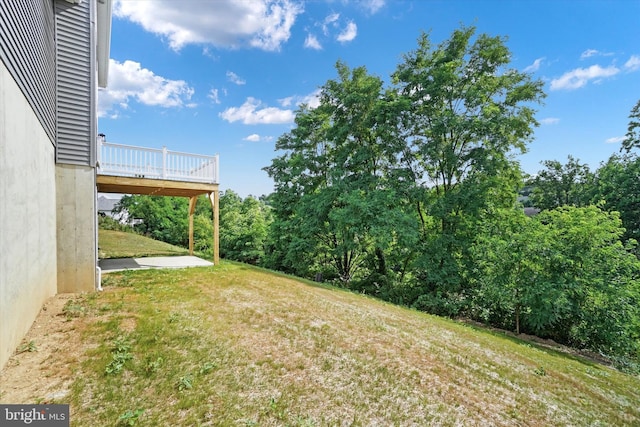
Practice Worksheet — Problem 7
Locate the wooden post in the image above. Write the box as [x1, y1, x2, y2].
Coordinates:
[208, 190, 219, 264]
[188, 196, 197, 255]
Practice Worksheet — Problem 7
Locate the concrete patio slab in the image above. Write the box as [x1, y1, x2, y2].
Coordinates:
[99, 256, 213, 272]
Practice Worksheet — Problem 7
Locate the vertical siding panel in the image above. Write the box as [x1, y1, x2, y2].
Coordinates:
[0, 0, 56, 143]
[55, 0, 93, 166]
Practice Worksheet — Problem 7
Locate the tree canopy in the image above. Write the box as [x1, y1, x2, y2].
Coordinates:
[264, 26, 547, 312]
[108, 27, 640, 369]
[530, 155, 594, 210]
[261, 26, 640, 365]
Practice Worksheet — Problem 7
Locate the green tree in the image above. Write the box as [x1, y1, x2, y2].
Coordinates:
[593, 154, 640, 243]
[116, 195, 188, 246]
[621, 99, 640, 153]
[470, 208, 558, 334]
[391, 26, 545, 309]
[472, 205, 640, 360]
[193, 214, 213, 253]
[530, 156, 594, 210]
[539, 206, 640, 358]
[219, 190, 272, 264]
[265, 62, 416, 284]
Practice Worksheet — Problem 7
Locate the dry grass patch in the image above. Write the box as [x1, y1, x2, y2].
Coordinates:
[0, 294, 97, 404]
[2, 261, 639, 426]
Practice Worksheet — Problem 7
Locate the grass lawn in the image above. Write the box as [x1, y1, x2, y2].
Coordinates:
[8, 262, 636, 426]
[98, 229, 189, 259]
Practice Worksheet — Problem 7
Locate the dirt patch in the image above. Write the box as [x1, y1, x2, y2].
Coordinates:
[0, 293, 89, 403]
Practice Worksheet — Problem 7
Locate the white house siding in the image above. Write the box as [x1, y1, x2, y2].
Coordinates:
[0, 62, 58, 369]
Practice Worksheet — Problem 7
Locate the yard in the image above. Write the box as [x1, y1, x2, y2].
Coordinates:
[1, 258, 639, 426]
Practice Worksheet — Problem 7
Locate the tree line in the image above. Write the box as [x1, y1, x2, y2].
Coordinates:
[114, 191, 272, 264]
[113, 26, 640, 370]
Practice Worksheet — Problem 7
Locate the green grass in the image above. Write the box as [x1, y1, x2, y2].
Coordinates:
[60, 262, 640, 426]
[98, 230, 189, 259]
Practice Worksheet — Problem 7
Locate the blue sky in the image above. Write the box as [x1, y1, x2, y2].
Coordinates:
[98, 0, 640, 198]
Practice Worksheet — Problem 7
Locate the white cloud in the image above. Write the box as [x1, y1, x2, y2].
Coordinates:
[550, 64, 619, 90]
[208, 88, 221, 104]
[605, 136, 625, 144]
[523, 57, 545, 73]
[98, 59, 194, 117]
[304, 33, 322, 50]
[226, 71, 246, 85]
[322, 13, 340, 36]
[361, 0, 386, 14]
[244, 134, 274, 142]
[580, 49, 614, 60]
[244, 134, 261, 142]
[539, 117, 560, 125]
[625, 55, 640, 72]
[580, 49, 599, 59]
[337, 21, 357, 43]
[113, 0, 303, 52]
[316, 13, 359, 45]
[278, 89, 321, 109]
[202, 46, 219, 60]
[219, 97, 295, 124]
[304, 91, 322, 109]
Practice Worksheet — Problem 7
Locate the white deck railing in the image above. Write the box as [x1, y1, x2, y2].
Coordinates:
[97, 139, 219, 184]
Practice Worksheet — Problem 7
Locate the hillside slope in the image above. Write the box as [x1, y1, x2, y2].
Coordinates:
[98, 229, 189, 259]
[2, 262, 639, 426]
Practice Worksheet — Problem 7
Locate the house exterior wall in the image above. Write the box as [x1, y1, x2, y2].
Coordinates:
[0, 0, 56, 143]
[54, 0, 97, 293]
[55, 165, 97, 293]
[0, 62, 58, 369]
[1, 0, 102, 369]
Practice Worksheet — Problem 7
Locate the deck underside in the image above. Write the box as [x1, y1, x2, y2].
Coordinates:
[97, 174, 218, 197]
[96, 174, 219, 263]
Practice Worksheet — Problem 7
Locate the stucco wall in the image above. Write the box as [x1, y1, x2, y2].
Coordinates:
[56, 164, 96, 293]
[0, 62, 58, 369]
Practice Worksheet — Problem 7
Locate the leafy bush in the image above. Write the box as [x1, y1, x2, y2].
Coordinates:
[470, 205, 640, 361]
[98, 215, 135, 232]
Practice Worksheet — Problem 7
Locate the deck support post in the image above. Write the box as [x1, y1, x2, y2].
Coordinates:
[208, 190, 219, 264]
[188, 196, 197, 255]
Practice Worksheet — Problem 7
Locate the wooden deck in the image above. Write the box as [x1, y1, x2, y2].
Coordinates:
[96, 139, 220, 263]
[96, 175, 218, 197]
